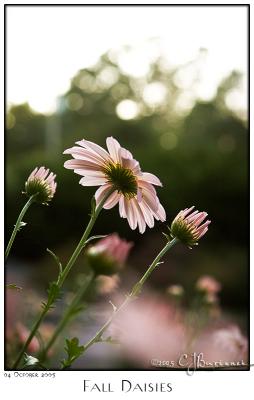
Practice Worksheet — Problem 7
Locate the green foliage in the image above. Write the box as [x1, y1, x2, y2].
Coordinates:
[5, 48, 248, 310]
[41, 281, 62, 310]
[61, 337, 84, 369]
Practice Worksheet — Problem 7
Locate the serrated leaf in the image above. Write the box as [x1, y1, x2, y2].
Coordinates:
[47, 248, 63, 276]
[6, 283, 22, 291]
[61, 337, 84, 368]
[47, 281, 61, 305]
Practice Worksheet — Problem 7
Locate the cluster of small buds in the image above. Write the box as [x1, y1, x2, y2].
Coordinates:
[24, 166, 57, 204]
[170, 206, 211, 248]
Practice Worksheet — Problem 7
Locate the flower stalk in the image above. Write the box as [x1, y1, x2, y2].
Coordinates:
[65, 237, 179, 366]
[11, 187, 115, 370]
[40, 270, 95, 362]
[5, 195, 37, 260]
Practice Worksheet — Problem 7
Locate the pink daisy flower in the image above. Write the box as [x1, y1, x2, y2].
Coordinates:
[63, 137, 166, 233]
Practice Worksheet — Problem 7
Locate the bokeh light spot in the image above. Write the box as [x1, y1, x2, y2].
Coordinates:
[116, 99, 139, 120]
[66, 93, 84, 111]
[143, 82, 167, 107]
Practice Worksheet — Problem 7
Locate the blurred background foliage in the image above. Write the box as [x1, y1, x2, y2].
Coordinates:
[6, 48, 248, 327]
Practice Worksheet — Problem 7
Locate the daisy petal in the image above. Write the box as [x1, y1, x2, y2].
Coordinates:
[139, 172, 163, 186]
[95, 184, 112, 205]
[103, 190, 121, 210]
[76, 139, 111, 162]
[120, 147, 133, 160]
[106, 137, 121, 163]
[63, 146, 105, 165]
[132, 199, 146, 233]
[124, 198, 137, 230]
[79, 176, 108, 186]
[119, 196, 126, 218]
[139, 201, 155, 228]
[153, 202, 166, 222]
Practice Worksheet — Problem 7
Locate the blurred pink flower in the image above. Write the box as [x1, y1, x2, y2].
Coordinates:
[170, 206, 211, 247]
[110, 295, 186, 367]
[64, 137, 166, 233]
[196, 275, 221, 294]
[194, 325, 248, 365]
[25, 166, 57, 204]
[87, 233, 133, 275]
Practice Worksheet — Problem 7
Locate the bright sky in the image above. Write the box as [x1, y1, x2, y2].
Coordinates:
[6, 6, 247, 115]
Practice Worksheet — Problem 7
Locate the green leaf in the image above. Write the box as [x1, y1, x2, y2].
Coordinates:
[47, 281, 61, 305]
[41, 281, 62, 310]
[6, 283, 22, 291]
[46, 248, 63, 276]
[61, 337, 84, 369]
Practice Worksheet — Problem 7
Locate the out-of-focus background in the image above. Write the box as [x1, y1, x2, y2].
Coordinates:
[6, 6, 248, 368]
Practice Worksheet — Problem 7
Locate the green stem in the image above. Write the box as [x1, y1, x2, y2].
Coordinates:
[12, 188, 114, 370]
[40, 271, 95, 361]
[5, 195, 36, 260]
[80, 237, 179, 357]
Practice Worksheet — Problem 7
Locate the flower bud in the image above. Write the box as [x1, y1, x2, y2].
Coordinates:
[86, 233, 133, 276]
[24, 166, 57, 204]
[170, 206, 211, 248]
